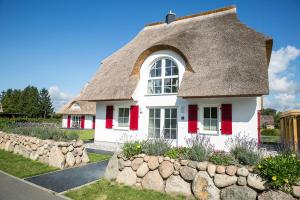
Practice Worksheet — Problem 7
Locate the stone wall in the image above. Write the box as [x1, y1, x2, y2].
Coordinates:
[0, 131, 89, 169]
[105, 153, 300, 200]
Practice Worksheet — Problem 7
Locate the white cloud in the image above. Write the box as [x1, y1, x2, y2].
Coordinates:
[265, 46, 300, 110]
[49, 86, 73, 111]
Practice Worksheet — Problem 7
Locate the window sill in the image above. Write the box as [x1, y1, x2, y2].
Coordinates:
[198, 131, 219, 136]
[145, 93, 178, 96]
[113, 127, 129, 131]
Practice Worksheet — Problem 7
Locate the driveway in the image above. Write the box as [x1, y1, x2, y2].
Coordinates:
[25, 160, 108, 193]
[0, 171, 67, 200]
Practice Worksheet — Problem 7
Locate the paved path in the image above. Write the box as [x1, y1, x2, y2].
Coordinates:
[0, 171, 67, 200]
[25, 160, 108, 193]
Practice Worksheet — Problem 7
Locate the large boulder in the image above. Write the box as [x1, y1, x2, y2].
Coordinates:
[148, 156, 159, 170]
[116, 167, 136, 186]
[13, 145, 20, 154]
[236, 167, 249, 177]
[247, 173, 267, 191]
[292, 185, 300, 198]
[192, 171, 220, 200]
[136, 162, 149, 178]
[66, 152, 76, 167]
[49, 146, 65, 168]
[180, 166, 197, 181]
[119, 159, 131, 170]
[104, 152, 119, 181]
[5, 141, 14, 152]
[159, 161, 174, 179]
[225, 166, 237, 176]
[214, 174, 237, 188]
[141, 170, 164, 192]
[131, 158, 144, 171]
[165, 175, 192, 197]
[207, 164, 216, 177]
[258, 190, 295, 200]
[220, 185, 257, 200]
[81, 150, 90, 163]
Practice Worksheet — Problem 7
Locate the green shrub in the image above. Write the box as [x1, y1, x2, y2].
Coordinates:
[143, 139, 171, 156]
[186, 135, 214, 162]
[122, 141, 144, 158]
[256, 153, 300, 192]
[210, 152, 237, 166]
[65, 131, 79, 141]
[164, 147, 190, 159]
[261, 129, 280, 136]
[227, 135, 261, 165]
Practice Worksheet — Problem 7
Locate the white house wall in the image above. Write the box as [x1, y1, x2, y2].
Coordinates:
[62, 115, 68, 128]
[61, 114, 94, 129]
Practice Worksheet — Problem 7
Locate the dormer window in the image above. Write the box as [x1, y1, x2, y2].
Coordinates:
[147, 58, 179, 94]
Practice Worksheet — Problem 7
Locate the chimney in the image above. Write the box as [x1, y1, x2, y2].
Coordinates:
[165, 10, 176, 24]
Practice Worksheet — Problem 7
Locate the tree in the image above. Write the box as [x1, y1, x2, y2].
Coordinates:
[19, 86, 41, 117]
[39, 88, 54, 118]
[261, 108, 277, 116]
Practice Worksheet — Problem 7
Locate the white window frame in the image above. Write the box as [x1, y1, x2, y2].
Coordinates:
[147, 57, 179, 95]
[71, 115, 81, 129]
[199, 104, 220, 135]
[114, 106, 130, 130]
[147, 107, 178, 140]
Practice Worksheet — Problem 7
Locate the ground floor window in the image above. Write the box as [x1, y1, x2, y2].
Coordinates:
[148, 107, 177, 139]
[203, 107, 218, 132]
[117, 107, 130, 128]
[71, 115, 81, 128]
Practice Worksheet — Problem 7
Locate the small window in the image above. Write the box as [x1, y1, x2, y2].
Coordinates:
[203, 107, 218, 132]
[118, 108, 129, 127]
[164, 108, 177, 139]
[148, 108, 161, 138]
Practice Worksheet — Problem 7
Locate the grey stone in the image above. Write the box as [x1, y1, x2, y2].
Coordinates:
[148, 156, 159, 170]
[30, 151, 39, 161]
[180, 166, 197, 181]
[225, 165, 237, 176]
[61, 147, 68, 154]
[192, 171, 220, 200]
[143, 155, 150, 162]
[214, 174, 237, 188]
[237, 176, 247, 186]
[207, 164, 216, 177]
[116, 167, 137, 186]
[247, 173, 267, 191]
[75, 140, 83, 147]
[142, 170, 164, 192]
[173, 161, 181, 171]
[104, 152, 119, 181]
[136, 162, 149, 178]
[5, 141, 14, 152]
[75, 156, 82, 164]
[188, 161, 198, 169]
[13, 145, 20, 154]
[159, 161, 174, 179]
[292, 185, 300, 198]
[66, 152, 76, 167]
[76, 148, 83, 156]
[258, 190, 295, 200]
[68, 145, 74, 152]
[158, 156, 164, 163]
[119, 159, 131, 170]
[165, 175, 192, 197]
[81, 150, 89, 163]
[49, 146, 65, 168]
[237, 167, 249, 177]
[220, 185, 257, 200]
[197, 161, 208, 171]
[180, 160, 188, 166]
[131, 158, 144, 171]
[216, 165, 225, 174]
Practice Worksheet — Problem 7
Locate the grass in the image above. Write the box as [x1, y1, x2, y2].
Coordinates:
[88, 152, 111, 163]
[261, 135, 280, 144]
[66, 129, 94, 141]
[64, 179, 185, 200]
[0, 150, 57, 178]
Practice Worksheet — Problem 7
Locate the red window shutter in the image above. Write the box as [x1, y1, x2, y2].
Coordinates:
[92, 116, 96, 129]
[188, 105, 198, 133]
[221, 104, 232, 135]
[105, 106, 113, 129]
[81, 115, 85, 129]
[257, 110, 261, 145]
[130, 105, 139, 130]
[67, 115, 71, 128]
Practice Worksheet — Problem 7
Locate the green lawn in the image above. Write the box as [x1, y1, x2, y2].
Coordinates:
[88, 152, 111, 163]
[0, 150, 57, 178]
[64, 179, 185, 200]
[65, 129, 95, 141]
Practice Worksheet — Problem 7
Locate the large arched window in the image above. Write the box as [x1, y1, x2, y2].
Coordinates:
[147, 58, 179, 94]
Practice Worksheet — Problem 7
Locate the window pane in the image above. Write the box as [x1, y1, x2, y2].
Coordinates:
[211, 107, 217, 118]
[211, 119, 218, 131]
[149, 109, 154, 118]
[124, 117, 129, 124]
[172, 78, 178, 86]
[165, 109, 170, 118]
[155, 119, 160, 128]
[171, 119, 177, 128]
[204, 118, 210, 131]
[172, 66, 178, 75]
[155, 109, 160, 118]
[164, 86, 171, 93]
[172, 86, 178, 93]
[148, 119, 154, 129]
[171, 109, 177, 118]
[155, 129, 160, 138]
[165, 67, 171, 76]
[166, 59, 171, 67]
[204, 107, 210, 118]
[124, 108, 129, 117]
[148, 128, 154, 138]
[165, 119, 170, 128]
[164, 78, 171, 85]
[164, 129, 170, 139]
[171, 129, 177, 139]
[119, 108, 124, 117]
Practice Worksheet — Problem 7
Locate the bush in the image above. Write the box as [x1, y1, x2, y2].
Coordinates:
[122, 141, 144, 158]
[210, 152, 237, 166]
[186, 135, 214, 162]
[261, 129, 280, 136]
[143, 139, 172, 156]
[164, 147, 190, 159]
[256, 153, 300, 192]
[227, 135, 261, 165]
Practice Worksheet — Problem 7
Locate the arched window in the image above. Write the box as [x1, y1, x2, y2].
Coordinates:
[147, 58, 179, 94]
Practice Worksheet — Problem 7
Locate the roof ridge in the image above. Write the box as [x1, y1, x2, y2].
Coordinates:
[145, 5, 236, 27]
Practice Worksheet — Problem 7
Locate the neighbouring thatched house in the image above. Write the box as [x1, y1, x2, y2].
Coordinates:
[77, 6, 272, 151]
[57, 100, 96, 129]
[261, 115, 275, 129]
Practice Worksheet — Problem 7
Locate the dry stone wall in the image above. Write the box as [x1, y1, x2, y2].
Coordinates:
[105, 153, 300, 200]
[0, 131, 89, 169]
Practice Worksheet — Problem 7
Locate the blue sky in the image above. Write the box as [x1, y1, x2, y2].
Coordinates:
[0, 0, 300, 110]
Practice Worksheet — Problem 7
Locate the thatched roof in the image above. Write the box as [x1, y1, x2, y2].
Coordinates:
[78, 6, 272, 101]
[56, 100, 95, 115]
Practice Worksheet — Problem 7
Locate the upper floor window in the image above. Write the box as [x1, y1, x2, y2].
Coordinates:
[147, 58, 179, 94]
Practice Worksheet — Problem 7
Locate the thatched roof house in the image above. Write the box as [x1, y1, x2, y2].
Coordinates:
[57, 100, 95, 115]
[78, 6, 272, 101]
